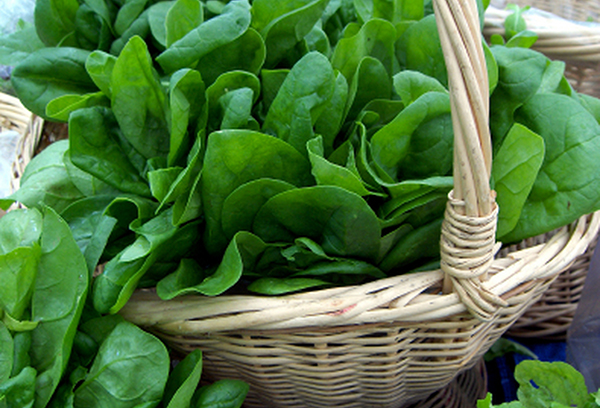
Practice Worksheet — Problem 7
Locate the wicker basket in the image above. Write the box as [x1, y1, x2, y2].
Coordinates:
[484, 1, 600, 339]
[0, 92, 43, 210]
[115, 1, 600, 407]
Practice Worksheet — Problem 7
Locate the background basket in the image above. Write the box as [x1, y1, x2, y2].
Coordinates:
[484, 0, 600, 340]
[117, 1, 600, 407]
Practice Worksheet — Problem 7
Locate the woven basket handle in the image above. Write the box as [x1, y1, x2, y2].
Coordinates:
[434, 0, 505, 320]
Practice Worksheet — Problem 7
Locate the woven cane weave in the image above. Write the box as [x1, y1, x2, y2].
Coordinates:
[485, 1, 600, 339]
[118, 1, 600, 406]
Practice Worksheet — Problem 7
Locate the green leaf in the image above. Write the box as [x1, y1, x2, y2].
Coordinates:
[0, 208, 42, 254]
[247, 277, 329, 295]
[156, 0, 251, 74]
[221, 178, 296, 240]
[11, 331, 32, 379]
[34, 0, 79, 47]
[254, 186, 381, 261]
[484, 338, 538, 362]
[0, 21, 45, 67]
[314, 70, 348, 156]
[396, 14, 446, 85]
[157, 231, 267, 298]
[111, 35, 170, 160]
[393, 70, 446, 107]
[493, 124, 545, 239]
[2, 141, 85, 213]
[164, 350, 203, 408]
[69, 106, 152, 197]
[515, 361, 589, 408]
[148, 1, 174, 47]
[0, 321, 13, 383]
[86, 51, 117, 98]
[192, 379, 249, 408]
[506, 30, 538, 49]
[166, 0, 203, 47]
[30, 207, 88, 408]
[11, 47, 97, 119]
[331, 17, 396, 83]
[109, 8, 150, 55]
[201, 129, 313, 254]
[74, 321, 169, 408]
[346, 56, 392, 121]
[148, 167, 183, 202]
[263, 51, 335, 154]
[46, 92, 110, 122]
[114, 0, 148, 36]
[0, 367, 37, 408]
[503, 93, 600, 242]
[0, 246, 41, 322]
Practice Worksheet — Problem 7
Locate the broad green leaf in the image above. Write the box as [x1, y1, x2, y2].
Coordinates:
[172, 170, 202, 226]
[493, 124, 545, 239]
[346, 56, 392, 120]
[111, 35, 170, 160]
[202, 129, 313, 254]
[156, 0, 251, 74]
[307, 137, 372, 196]
[148, 167, 184, 202]
[506, 30, 538, 49]
[0, 247, 41, 322]
[218, 88, 256, 130]
[263, 51, 335, 154]
[0, 208, 42, 254]
[484, 338, 538, 362]
[192, 379, 249, 408]
[0, 21, 45, 66]
[34, 0, 79, 47]
[164, 350, 203, 408]
[254, 186, 381, 261]
[74, 321, 169, 408]
[83, 0, 114, 28]
[221, 178, 296, 240]
[160, 136, 204, 210]
[504, 5, 529, 40]
[2, 141, 85, 213]
[0, 367, 37, 408]
[166, 0, 203, 47]
[69, 107, 152, 197]
[515, 361, 589, 408]
[256, 0, 330, 67]
[157, 232, 266, 298]
[86, 51, 117, 98]
[197, 28, 266, 87]
[393, 70, 446, 107]
[503, 93, 600, 242]
[31, 207, 88, 408]
[0, 321, 13, 383]
[114, 0, 148, 36]
[46, 92, 110, 122]
[396, 15, 446, 86]
[206, 71, 260, 133]
[147, 1, 174, 47]
[314, 70, 348, 155]
[11, 47, 96, 119]
[63, 151, 120, 198]
[109, 9, 150, 55]
[75, 3, 112, 52]
[331, 18, 396, 83]
[168, 68, 207, 166]
[11, 331, 32, 379]
[371, 91, 452, 180]
[247, 276, 328, 295]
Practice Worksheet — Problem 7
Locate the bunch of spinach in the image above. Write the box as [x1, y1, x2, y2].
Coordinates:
[0, 208, 249, 408]
[478, 360, 600, 408]
[2, 0, 600, 309]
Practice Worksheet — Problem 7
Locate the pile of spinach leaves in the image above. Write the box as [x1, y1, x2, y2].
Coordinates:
[1, 0, 600, 350]
[0, 207, 249, 407]
[4, 0, 600, 298]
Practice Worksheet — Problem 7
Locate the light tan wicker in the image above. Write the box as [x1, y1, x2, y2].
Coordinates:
[0, 92, 44, 195]
[118, 1, 600, 407]
[484, 1, 600, 340]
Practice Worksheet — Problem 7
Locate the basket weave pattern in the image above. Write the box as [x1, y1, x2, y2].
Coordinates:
[120, 1, 600, 405]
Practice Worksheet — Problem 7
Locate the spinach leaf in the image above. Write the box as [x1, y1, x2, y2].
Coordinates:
[192, 379, 249, 408]
[0, 247, 41, 323]
[0, 366, 37, 408]
[254, 186, 381, 261]
[163, 349, 203, 408]
[263, 51, 335, 154]
[0, 321, 12, 382]
[0, 208, 42, 254]
[46, 92, 110, 122]
[148, 1, 174, 47]
[393, 70, 446, 107]
[73, 320, 170, 408]
[75, 3, 112, 52]
[166, 0, 204, 48]
[114, 0, 148, 37]
[69, 106, 151, 197]
[34, 0, 80, 47]
[346, 56, 392, 121]
[2, 141, 85, 213]
[247, 277, 329, 295]
[30, 207, 88, 408]
[0, 21, 45, 67]
[86, 51, 117, 99]
[156, 0, 251, 74]
[314, 70, 348, 155]
[111, 35, 170, 160]
[502, 93, 600, 242]
[109, 8, 150, 55]
[493, 124, 545, 239]
[201, 129, 313, 254]
[11, 47, 97, 119]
